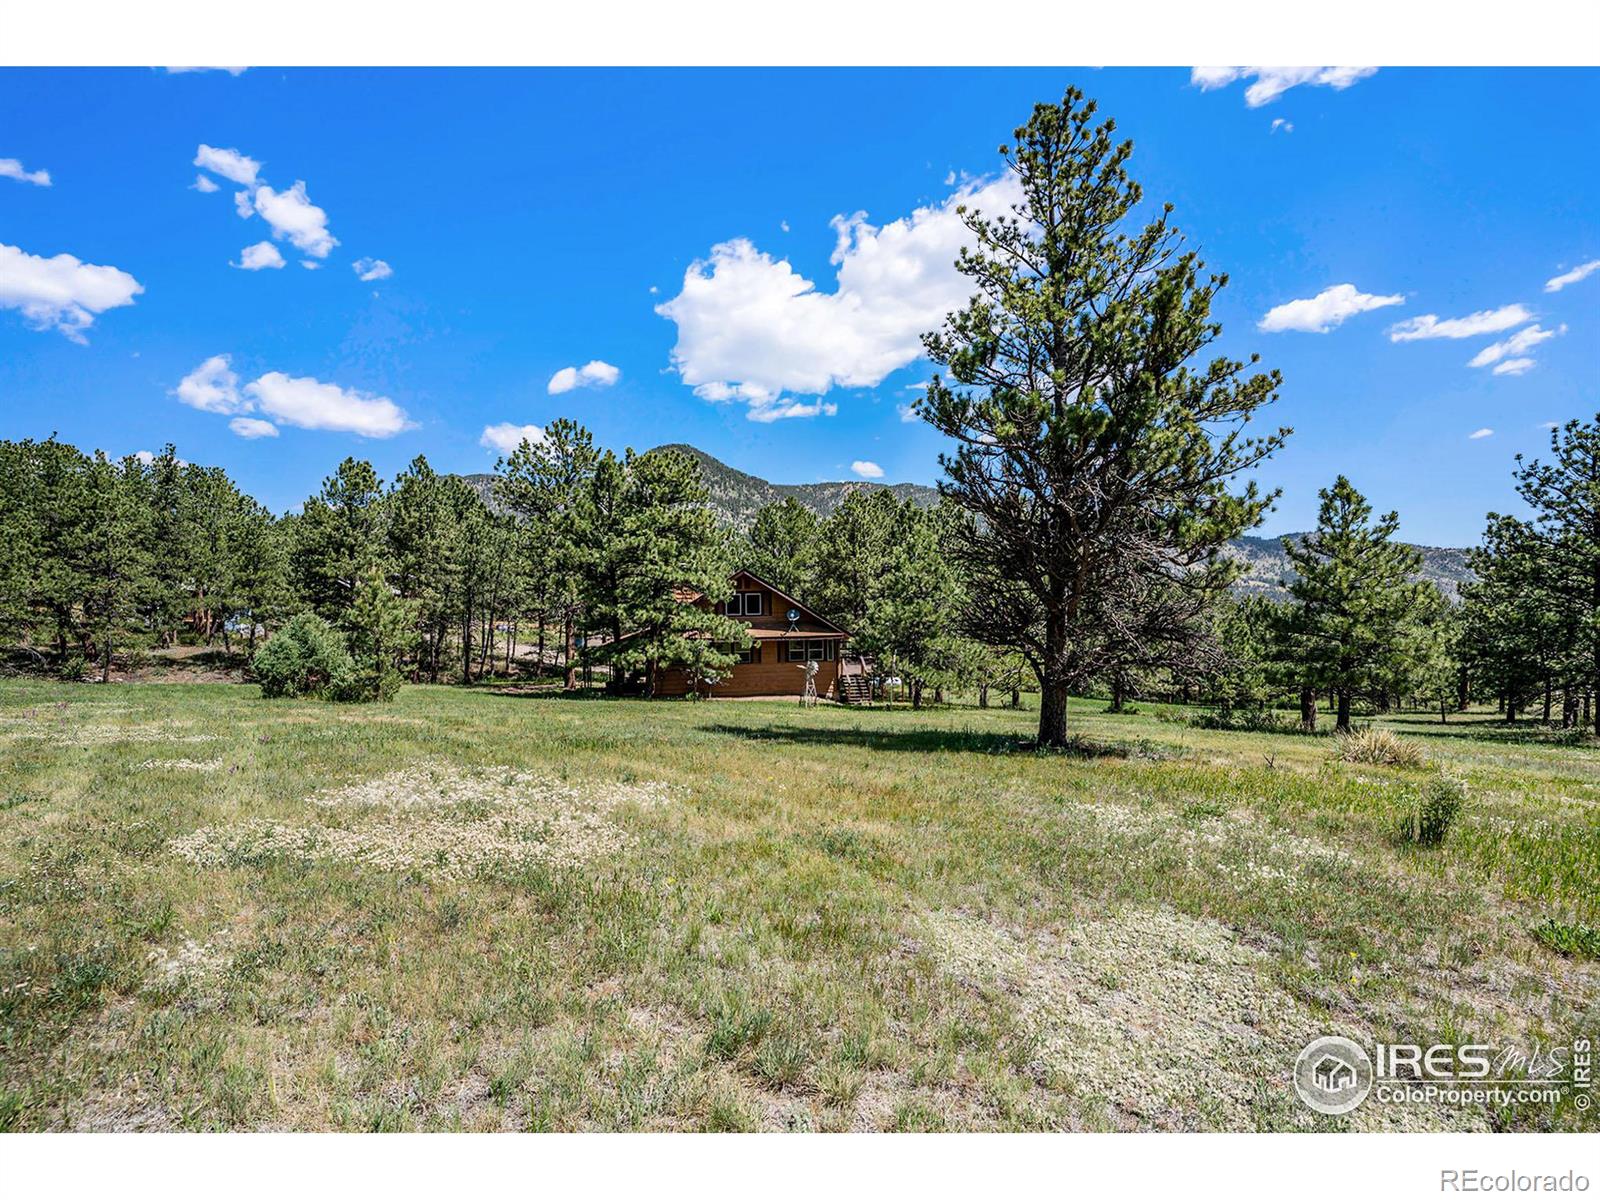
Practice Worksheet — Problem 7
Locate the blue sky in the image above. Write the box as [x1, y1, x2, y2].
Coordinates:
[1, 67, 1595, 545]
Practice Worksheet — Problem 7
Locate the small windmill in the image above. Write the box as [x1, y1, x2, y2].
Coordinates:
[797, 659, 819, 707]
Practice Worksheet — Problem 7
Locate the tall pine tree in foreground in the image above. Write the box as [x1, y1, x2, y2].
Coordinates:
[1511, 416, 1600, 732]
[920, 88, 1288, 746]
[1280, 476, 1424, 733]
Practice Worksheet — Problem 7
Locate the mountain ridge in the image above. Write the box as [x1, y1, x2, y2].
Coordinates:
[457, 444, 1473, 598]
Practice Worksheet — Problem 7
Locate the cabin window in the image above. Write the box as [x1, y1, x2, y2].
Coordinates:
[716, 640, 756, 665]
[786, 638, 836, 662]
[723, 592, 764, 617]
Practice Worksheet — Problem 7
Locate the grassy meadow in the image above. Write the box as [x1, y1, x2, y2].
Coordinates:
[1, 679, 1596, 1131]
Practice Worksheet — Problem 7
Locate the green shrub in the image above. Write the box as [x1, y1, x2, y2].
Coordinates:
[251, 613, 355, 700]
[1188, 708, 1297, 734]
[58, 651, 86, 682]
[1531, 918, 1600, 961]
[1399, 774, 1465, 846]
[1335, 726, 1425, 767]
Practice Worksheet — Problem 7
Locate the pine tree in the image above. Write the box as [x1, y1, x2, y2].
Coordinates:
[1280, 476, 1425, 733]
[746, 498, 819, 599]
[294, 458, 387, 622]
[80, 453, 155, 682]
[343, 566, 413, 701]
[920, 89, 1287, 746]
[1508, 416, 1600, 732]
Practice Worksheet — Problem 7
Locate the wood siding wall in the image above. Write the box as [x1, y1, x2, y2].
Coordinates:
[655, 657, 841, 699]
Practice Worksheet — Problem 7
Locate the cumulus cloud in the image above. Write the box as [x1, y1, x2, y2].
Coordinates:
[897, 402, 922, 423]
[252, 182, 338, 258]
[1191, 66, 1378, 106]
[1258, 283, 1404, 333]
[233, 241, 285, 271]
[1468, 323, 1564, 368]
[1492, 358, 1537, 377]
[191, 174, 219, 193]
[173, 354, 246, 413]
[1269, 119, 1293, 134]
[233, 190, 254, 219]
[1545, 260, 1600, 293]
[352, 257, 392, 282]
[851, 460, 885, 479]
[194, 144, 260, 186]
[480, 422, 547, 456]
[0, 158, 51, 186]
[547, 360, 621, 394]
[1469, 428, 1494, 439]
[657, 173, 1023, 422]
[245, 372, 410, 437]
[1388, 304, 1533, 342]
[0, 242, 144, 342]
[173, 356, 412, 438]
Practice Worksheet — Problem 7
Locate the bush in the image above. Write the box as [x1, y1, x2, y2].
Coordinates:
[1531, 918, 1600, 961]
[1186, 708, 1298, 734]
[1398, 774, 1465, 846]
[1335, 726, 1425, 767]
[58, 651, 87, 682]
[251, 613, 355, 700]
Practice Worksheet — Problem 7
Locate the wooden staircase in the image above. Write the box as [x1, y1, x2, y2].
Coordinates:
[837, 674, 871, 705]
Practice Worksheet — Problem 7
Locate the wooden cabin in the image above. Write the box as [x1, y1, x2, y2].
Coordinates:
[652, 570, 853, 700]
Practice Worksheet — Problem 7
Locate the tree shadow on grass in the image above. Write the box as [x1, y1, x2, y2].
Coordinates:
[701, 723, 1180, 759]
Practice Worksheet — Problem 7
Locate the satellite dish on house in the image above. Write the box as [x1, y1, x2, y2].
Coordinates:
[786, 608, 800, 622]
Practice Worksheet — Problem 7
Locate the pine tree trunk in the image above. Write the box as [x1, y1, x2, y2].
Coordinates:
[1335, 690, 1352, 734]
[1109, 678, 1124, 713]
[1544, 676, 1553, 723]
[978, 684, 989, 709]
[1300, 688, 1317, 733]
[1011, 688, 1021, 710]
[563, 615, 576, 690]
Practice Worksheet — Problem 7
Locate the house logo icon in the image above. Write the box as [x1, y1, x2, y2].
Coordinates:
[1294, 1036, 1373, 1115]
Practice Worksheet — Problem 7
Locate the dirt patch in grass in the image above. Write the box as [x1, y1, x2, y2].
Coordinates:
[169, 763, 675, 879]
[919, 905, 1490, 1131]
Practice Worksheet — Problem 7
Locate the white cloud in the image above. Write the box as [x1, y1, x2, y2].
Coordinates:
[194, 144, 260, 187]
[1468, 323, 1564, 368]
[1191, 66, 1378, 107]
[352, 257, 392, 282]
[233, 241, 285, 271]
[479, 422, 546, 455]
[1492, 358, 1537, 377]
[252, 182, 338, 258]
[0, 242, 143, 342]
[1258, 283, 1404, 333]
[164, 67, 248, 76]
[233, 190, 254, 219]
[191, 174, 219, 193]
[1545, 260, 1600, 293]
[851, 460, 885, 479]
[748, 399, 837, 423]
[0, 158, 51, 186]
[657, 173, 1023, 421]
[547, 360, 621, 394]
[1469, 428, 1494, 439]
[173, 354, 246, 413]
[300, 261, 320, 271]
[245, 372, 410, 437]
[1388, 304, 1533, 342]
[897, 402, 921, 423]
[174, 357, 412, 437]
[1269, 119, 1293, 134]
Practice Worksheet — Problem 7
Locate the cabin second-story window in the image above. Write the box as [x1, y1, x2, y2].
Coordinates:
[723, 591, 765, 617]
